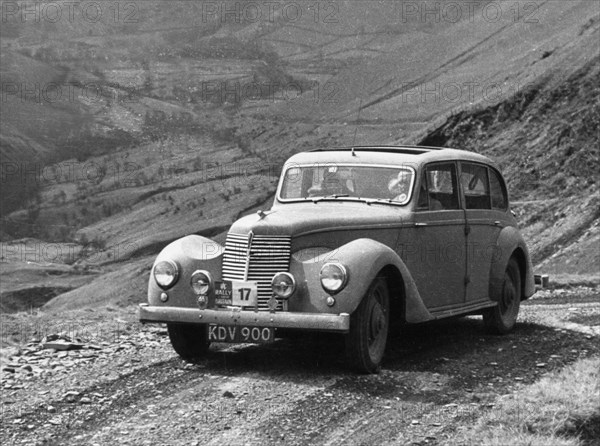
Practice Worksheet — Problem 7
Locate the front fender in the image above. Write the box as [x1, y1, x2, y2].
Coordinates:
[489, 227, 535, 302]
[147, 235, 224, 307]
[289, 238, 433, 323]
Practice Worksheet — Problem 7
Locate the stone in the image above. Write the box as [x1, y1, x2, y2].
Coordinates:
[43, 340, 84, 351]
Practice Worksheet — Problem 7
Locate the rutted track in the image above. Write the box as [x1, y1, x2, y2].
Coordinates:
[1, 288, 599, 445]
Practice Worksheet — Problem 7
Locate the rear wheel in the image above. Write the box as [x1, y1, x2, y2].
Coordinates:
[167, 323, 210, 360]
[483, 258, 521, 334]
[345, 276, 389, 373]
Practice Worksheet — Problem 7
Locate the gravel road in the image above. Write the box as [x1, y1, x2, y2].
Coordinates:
[1, 286, 599, 445]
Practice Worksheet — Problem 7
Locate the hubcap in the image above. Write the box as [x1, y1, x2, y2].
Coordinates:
[501, 273, 516, 314]
[367, 287, 387, 355]
[369, 303, 384, 341]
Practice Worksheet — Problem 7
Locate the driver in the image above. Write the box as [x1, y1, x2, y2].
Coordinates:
[388, 171, 412, 202]
[309, 167, 352, 196]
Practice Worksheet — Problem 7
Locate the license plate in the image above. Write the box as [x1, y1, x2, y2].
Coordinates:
[214, 280, 258, 307]
[208, 325, 274, 344]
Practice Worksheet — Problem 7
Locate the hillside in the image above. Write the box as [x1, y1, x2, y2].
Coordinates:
[0, 0, 598, 312]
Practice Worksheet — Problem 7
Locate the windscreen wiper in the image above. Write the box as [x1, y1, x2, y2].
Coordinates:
[310, 194, 350, 203]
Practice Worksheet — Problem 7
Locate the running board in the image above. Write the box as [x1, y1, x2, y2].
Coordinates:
[431, 300, 497, 320]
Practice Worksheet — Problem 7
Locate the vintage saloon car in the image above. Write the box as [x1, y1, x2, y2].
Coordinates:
[139, 146, 535, 373]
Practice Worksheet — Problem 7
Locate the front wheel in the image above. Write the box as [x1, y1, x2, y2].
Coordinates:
[483, 258, 521, 334]
[345, 276, 390, 373]
[167, 323, 210, 360]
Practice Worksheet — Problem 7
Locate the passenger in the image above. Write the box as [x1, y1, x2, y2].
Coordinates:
[388, 171, 412, 202]
[418, 182, 443, 210]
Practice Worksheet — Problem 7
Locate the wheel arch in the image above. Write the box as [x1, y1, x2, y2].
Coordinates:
[377, 264, 406, 325]
[489, 227, 535, 304]
[511, 247, 528, 300]
[323, 238, 433, 323]
[148, 235, 224, 306]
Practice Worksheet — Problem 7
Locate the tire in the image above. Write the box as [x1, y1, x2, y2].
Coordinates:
[345, 276, 390, 373]
[167, 323, 210, 360]
[483, 258, 521, 334]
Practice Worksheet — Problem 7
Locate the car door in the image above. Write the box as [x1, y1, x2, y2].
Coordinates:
[459, 162, 505, 304]
[399, 162, 467, 310]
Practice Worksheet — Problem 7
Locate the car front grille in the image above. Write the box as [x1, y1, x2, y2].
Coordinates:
[222, 232, 291, 311]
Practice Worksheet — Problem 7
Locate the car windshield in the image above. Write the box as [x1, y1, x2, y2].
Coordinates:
[279, 164, 415, 205]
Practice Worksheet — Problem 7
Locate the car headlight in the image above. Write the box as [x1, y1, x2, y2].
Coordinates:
[271, 272, 296, 298]
[153, 260, 179, 289]
[320, 262, 348, 294]
[190, 270, 212, 295]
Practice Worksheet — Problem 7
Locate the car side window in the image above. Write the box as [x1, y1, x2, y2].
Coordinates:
[423, 163, 459, 210]
[460, 163, 491, 209]
[417, 172, 430, 210]
[489, 168, 508, 210]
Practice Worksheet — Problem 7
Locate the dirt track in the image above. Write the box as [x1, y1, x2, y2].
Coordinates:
[1, 287, 599, 446]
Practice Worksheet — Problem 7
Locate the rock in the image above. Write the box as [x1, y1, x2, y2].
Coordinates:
[222, 391, 235, 398]
[536, 363, 547, 368]
[19, 365, 33, 372]
[64, 390, 80, 402]
[85, 344, 102, 350]
[47, 405, 56, 413]
[2, 367, 15, 373]
[80, 397, 92, 404]
[411, 420, 420, 425]
[43, 340, 84, 351]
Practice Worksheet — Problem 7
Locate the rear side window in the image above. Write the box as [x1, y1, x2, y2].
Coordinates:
[489, 168, 508, 210]
[420, 163, 459, 210]
[460, 163, 491, 209]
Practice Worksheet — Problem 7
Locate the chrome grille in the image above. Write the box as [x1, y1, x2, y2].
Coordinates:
[222, 232, 291, 311]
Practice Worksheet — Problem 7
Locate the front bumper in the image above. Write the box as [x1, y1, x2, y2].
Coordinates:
[139, 304, 350, 333]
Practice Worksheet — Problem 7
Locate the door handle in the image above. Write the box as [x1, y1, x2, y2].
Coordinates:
[494, 221, 502, 226]
[414, 222, 428, 227]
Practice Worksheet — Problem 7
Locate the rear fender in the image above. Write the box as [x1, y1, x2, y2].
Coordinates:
[489, 227, 535, 302]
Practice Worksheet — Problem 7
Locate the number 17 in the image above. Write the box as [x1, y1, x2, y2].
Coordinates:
[238, 288, 251, 301]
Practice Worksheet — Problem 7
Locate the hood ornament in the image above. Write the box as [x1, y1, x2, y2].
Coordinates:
[257, 209, 274, 219]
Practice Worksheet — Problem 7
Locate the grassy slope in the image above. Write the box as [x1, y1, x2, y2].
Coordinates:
[447, 356, 600, 445]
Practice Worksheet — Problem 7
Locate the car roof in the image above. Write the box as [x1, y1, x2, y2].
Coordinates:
[285, 145, 498, 170]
